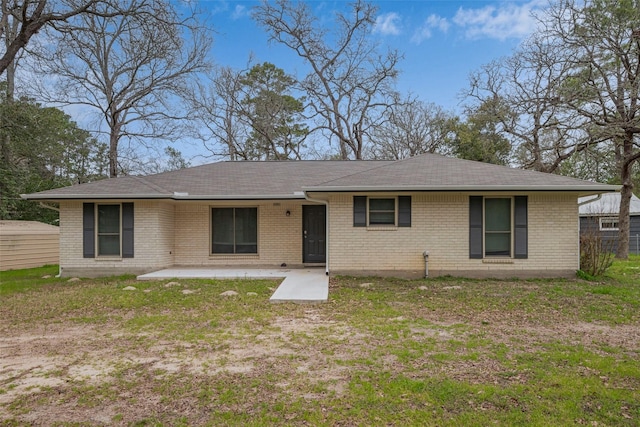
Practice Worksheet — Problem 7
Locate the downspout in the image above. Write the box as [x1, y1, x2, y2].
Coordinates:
[303, 192, 330, 276]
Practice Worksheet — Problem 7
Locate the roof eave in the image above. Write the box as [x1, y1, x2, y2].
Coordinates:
[21, 193, 172, 200]
[303, 184, 620, 192]
[171, 194, 305, 200]
[21, 193, 307, 201]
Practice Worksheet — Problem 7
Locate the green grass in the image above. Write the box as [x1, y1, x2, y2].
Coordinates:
[0, 265, 60, 295]
[1, 260, 639, 426]
[605, 254, 640, 284]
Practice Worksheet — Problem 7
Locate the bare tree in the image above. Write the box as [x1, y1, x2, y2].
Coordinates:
[253, 0, 400, 159]
[188, 66, 250, 161]
[466, 37, 590, 173]
[189, 62, 308, 161]
[544, 0, 640, 259]
[466, 0, 640, 258]
[35, 0, 211, 177]
[0, 0, 128, 76]
[367, 98, 455, 160]
[1, 0, 23, 98]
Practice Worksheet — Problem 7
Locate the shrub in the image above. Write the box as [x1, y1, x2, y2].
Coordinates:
[580, 222, 615, 277]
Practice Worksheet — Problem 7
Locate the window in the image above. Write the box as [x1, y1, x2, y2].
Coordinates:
[212, 208, 258, 254]
[353, 196, 411, 227]
[369, 198, 396, 225]
[83, 203, 133, 259]
[97, 204, 121, 256]
[484, 198, 512, 256]
[469, 196, 527, 260]
[599, 217, 619, 231]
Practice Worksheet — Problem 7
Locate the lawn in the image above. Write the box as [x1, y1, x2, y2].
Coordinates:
[1, 259, 639, 426]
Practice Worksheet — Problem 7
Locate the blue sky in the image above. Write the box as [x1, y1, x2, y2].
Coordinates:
[202, 0, 547, 113]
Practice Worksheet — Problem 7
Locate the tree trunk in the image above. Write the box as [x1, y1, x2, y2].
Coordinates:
[616, 135, 634, 259]
[109, 127, 119, 178]
[617, 181, 632, 259]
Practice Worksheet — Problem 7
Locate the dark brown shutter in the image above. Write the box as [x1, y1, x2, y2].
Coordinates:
[469, 196, 483, 259]
[122, 203, 134, 258]
[83, 203, 95, 258]
[398, 196, 411, 227]
[514, 196, 528, 259]
[353, 196, 367, 227]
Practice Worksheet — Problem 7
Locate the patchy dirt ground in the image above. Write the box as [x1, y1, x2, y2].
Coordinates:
[1, 277, 639, 425]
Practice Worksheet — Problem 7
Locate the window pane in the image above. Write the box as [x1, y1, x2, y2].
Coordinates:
[98, 235, 120, 256]
[369, 198, 395, 211]
[369, 212, 395, 225]
[600, 218, 619, 230]
[485, 233, 511, 256]
[98, 205, 120, 233]
[212, 208, 234, 253]
[235, 208, 257, 253]
[485, 199, 511, 232]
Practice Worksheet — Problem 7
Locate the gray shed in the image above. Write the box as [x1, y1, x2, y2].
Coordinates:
[0, 221, 60, 271]
[579, 193, 640, 255]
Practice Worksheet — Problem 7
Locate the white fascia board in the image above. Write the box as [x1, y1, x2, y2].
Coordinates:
[21, 193, 171, 200]
[21, 193, 307, 200]
[302, 184, 621, 192]
[171, 194, 306, 200]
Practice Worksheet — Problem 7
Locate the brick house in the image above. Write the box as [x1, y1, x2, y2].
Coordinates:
[23, 153, 617, 278]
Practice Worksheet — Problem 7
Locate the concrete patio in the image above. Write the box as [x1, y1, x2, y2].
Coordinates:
[137, 267, 329, 303]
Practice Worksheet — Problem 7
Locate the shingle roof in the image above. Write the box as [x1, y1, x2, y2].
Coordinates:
[579, 192, 640, 216]
[23, 160, 392, 200]
[304, 153, 618, 192]
[23, 154, 617, 201]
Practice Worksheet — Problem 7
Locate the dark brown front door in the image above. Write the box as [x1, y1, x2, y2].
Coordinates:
[303, 205, 326, 263]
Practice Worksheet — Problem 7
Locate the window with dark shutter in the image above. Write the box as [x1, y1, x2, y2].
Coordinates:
[469, 196, 528, 259]
[84, 203, 134, 258]
[353, 196, 412, 227]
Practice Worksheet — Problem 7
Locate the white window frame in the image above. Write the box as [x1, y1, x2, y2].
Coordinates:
[367, 197, 397, 226]
[96, 203, 122, 257]
[599, 217, 619, 231]
[483, 197, 514, 258]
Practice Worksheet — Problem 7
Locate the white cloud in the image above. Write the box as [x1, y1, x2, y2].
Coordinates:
[231, 4, 247, 20]
[411, 14, 450, 44]
[206, 0, 229, 16]
[427, 14, 451, 33]
[452, 0, 545, 41]
[373, 12, 401, 36]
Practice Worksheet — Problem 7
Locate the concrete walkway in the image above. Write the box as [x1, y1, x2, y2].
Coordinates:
[137, 267, 328, 303]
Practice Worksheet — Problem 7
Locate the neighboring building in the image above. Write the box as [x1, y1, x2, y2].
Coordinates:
[22, 153, 617, 278]
[0, 220, 59, 271]
[579, 192, 640, 255]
